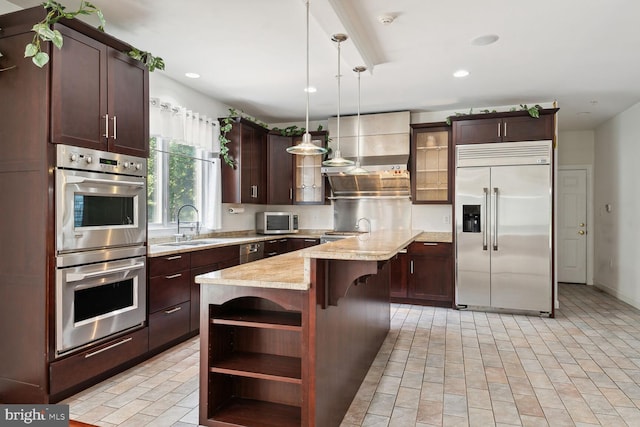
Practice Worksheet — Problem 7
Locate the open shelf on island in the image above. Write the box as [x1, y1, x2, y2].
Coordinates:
[210, 352, 302, 384]
[211, 309, 301, 330]
[210, 397, 301, 427]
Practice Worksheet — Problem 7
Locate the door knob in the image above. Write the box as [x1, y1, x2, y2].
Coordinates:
[578, 230, 585, 235]
[579, 223, 585, 227]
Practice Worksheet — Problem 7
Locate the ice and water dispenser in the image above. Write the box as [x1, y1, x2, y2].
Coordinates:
[462, 205, 481, 232]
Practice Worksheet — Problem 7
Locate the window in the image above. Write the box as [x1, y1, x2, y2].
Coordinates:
[148, 137, 221, 231]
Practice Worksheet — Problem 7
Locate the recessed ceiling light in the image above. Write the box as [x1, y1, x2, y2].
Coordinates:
[185, 72, 200, 79]
[453, 69, 470, 78]
[305, 86, 317, 93]
[471, 34, 499, 46]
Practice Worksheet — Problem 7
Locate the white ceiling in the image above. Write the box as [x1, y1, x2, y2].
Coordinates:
[3, 0, 639, 131]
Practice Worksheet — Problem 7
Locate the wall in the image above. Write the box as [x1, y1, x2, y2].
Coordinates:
[593, 101, 640, 308]
[557, 130, 595, 165]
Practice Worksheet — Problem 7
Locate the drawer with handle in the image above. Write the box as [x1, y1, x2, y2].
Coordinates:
[408, 241, 452, 256]
[148, 301, 190, 350]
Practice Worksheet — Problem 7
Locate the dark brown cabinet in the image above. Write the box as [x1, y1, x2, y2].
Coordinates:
[266, 133, 294, 204]
[265, 131, 328, 205]
[51, 25, 149, 157]
[205, 294, 304, 426]
[0, 7, 149, 403]
[148, 254, 191, 350]
[264, 238, 289, 257]
[287, 238, 320, 252]
[221, 118, 268, 204]
[292, 131, 328, 204]
[452, 110, 556, 145]
[411, 123, 452, 204]
[389, 250, 409, 299]
[190, 245, 240, 332]
[390, 242, 453, 307]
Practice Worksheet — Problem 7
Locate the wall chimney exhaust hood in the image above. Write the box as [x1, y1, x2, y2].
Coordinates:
[321, 111, 410, 174]
[322, 111, 411, 197]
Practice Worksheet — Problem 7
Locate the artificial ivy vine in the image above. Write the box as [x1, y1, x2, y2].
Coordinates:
[0, 1, 164, 72]
[445, 104, 543, 125]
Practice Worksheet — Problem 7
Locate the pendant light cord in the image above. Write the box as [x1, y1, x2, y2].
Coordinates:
[304, 0, 310, 141]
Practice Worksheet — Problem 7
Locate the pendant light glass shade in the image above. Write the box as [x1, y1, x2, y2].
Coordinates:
[286, 0, 328, 156]
[322, 34, 354, 167]
[346, 66, 369, 175]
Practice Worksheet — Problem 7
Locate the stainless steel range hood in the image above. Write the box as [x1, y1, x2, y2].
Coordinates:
[321, 111, 410, 174]
[322, 111, 411, 197]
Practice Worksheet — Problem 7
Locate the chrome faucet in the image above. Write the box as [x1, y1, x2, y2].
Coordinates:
[175, 204, 200, 242]
[355, 217, 371, 234]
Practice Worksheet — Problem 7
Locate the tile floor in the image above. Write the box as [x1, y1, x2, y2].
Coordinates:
[64, 283, 640, 426]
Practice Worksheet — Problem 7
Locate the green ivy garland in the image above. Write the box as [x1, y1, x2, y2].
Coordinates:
[1, 0, 164, 72]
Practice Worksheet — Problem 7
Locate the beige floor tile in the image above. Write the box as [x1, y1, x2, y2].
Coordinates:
[417, 400, 443, 425]
[63, 284, 640, 427]
[513, 394, 544, 417]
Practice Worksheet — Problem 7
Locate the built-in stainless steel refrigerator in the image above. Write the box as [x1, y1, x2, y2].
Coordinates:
[455, 140, 553, 314]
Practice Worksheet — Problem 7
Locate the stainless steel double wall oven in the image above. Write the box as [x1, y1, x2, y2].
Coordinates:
[55, 144, 147, 357]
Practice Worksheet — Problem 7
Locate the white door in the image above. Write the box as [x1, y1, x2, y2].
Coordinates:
[557, 169, 587, 283]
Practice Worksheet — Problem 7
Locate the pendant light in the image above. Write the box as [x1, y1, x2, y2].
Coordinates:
[286, 0, 328, 156]
[346, 65, 369, 175]
[322, 34, 354, 167]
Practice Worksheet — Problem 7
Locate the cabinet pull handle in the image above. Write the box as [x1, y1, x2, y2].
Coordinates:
[103, 114, 109, 138]
[112, 116, 117, 140]
[165, 255, 182, 260]
[410, 260, 414, 274]
[497, 122, 501, 137]
[290, 188, 293, 200]
[503, 122, 507, 137]
[423, 242, 438, 246]
[165, 306, 182, 314]
[85, 337, 132, 358]
[165, 273, 182, 279]
[267, 252, 278, 256]
[304, 239, 316, 242]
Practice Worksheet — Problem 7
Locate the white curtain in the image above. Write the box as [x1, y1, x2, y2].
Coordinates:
[149, 98, 222, 230]
[149, 97, 220, 153]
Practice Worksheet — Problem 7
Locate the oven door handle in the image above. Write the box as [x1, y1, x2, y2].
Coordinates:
[66, 262, 145, 282]
[66, 176, 144, 188]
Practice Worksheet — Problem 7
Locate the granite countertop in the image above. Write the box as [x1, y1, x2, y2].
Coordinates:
[414, 231, 453, 243]
[300, 229, 424, 261]
[148, 230, 325, 257]
[195, 229, 424, 291]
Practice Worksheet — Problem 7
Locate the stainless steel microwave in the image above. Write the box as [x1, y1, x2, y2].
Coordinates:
[256, 212, 299, 234]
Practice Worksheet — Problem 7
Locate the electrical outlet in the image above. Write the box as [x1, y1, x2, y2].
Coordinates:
[443, 215, 450, 224]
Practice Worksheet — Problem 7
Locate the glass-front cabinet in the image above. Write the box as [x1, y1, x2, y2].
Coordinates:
[411, 124, 452, 204]
[293, 131, 327, 204]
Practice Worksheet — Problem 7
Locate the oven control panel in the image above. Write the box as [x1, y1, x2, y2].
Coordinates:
[56, 144, 147, 177]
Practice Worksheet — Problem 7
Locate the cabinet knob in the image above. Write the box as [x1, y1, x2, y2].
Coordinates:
[578, 230, 585, 235]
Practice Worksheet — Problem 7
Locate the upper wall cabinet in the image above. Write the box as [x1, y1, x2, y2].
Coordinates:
[50, 25, 149, 157]
[410, 123, 452, 204]
[292, 131, 328, 204]
[266, 133, 294, 205]
[451, 109, 558, 145]
[265, 131, 328, 205]
[221, 118, 268, 204]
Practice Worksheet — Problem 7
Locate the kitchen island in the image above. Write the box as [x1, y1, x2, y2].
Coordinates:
[195, 229, 422, 427]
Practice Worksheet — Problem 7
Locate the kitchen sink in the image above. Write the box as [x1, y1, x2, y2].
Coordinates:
[158, 239, 225, 247]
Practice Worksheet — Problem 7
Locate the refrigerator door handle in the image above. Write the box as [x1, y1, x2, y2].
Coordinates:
[483, 187, 489, 250]
[492, 187, 499, 251]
